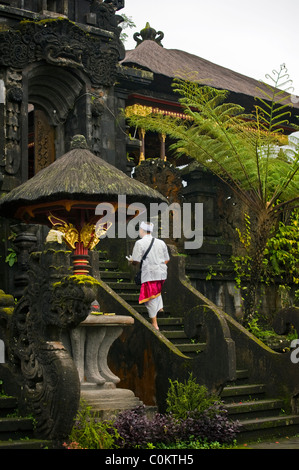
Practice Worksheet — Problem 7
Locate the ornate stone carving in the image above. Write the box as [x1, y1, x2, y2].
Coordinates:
[10, 223, 39, 299]
[0, 18, 124, 86]
[34, 109, 55, 173]
[104, 0, 125, 11]
[133, 23, 164, 47]
[7, 87, 23, 103]
[90, 0, 124, 34]
[4, 246, 100, 440]
[134, 159, 183, 204]
[4, 69, 23, 177]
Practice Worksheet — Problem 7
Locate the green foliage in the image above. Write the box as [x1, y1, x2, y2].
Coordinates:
[247, 317, 277, 340]
[126, 65, 299, 320]
[4, 230, 17, 267]
[5, 248, 17, 267]
[264, 209, 299, 285]
[126, 66, 299, 214]
[65, 380, 238, 449]
[166, 373, 221, 420]
[120, 14, 136, 43]
[254, 66, 299, 205]
[64, 400, 120, 449]
[154, 439, 237, 449]
[247, 315, 297, 345]
[232, 209, 299, 302]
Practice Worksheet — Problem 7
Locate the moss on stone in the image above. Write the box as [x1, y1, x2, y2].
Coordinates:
[0, 290, 14, 309]
[53, 274, 101, 289]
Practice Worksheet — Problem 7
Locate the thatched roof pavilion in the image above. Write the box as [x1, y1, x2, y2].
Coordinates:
[0, 135, 167, 226]
[121, 39, 299, 112]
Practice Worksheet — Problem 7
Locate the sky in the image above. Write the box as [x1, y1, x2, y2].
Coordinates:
[121, 0, 299, 96]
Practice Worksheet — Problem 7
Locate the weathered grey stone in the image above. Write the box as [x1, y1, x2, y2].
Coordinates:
[64, 314, 141, 415]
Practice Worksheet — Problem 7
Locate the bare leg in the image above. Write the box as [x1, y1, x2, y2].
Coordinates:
[145, 295, 163, 330]
[151, 315, 159, 330]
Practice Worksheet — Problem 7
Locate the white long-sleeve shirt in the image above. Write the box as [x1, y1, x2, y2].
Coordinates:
[132, 234, 170, 284]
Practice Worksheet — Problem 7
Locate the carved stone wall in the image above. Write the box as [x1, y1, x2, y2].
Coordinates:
[0, 68, 23, 190]
[0, 11, 125, 191]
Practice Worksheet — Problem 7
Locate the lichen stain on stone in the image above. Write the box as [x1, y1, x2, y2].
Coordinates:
[109, 346, 157, 406]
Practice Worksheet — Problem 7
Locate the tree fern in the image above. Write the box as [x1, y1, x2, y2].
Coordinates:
[125, 66, 299, 321]
[126, 65, 298, 213]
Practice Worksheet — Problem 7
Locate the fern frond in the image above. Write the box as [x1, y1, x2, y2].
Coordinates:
[125, 67, 299, 215]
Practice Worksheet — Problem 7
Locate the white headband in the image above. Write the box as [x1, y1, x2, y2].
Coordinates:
[140, 221, 154, 232]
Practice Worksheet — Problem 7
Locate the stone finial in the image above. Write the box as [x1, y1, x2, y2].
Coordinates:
[133, 22, 164, 47]
[70, 135, 89, 149]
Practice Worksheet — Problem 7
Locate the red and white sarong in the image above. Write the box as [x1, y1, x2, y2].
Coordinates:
[139, 280, 165, 318]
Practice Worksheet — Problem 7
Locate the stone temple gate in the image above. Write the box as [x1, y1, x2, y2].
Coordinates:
[0, 0, 126, 195]
[0, 0, 131, 297]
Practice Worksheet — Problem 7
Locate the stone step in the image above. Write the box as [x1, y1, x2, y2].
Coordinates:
[0, 439, 51, 449]
[108, 282, 139, 291]
[101, 258, 205, 354]
[100, 253, 299, 443]
[221, 369, 299, 443]
[158, 317, 184, 327]
[97, 251, 108, 260]
[235, 369, 249, 380]
[225, 399, 285, 420]
[221, 383, 266, 402]
[237, 414, 299, 442]
[176, 343, 206, 353]
[100, 253, 299, 444]
[100, 271, 131, 281]
[0, 416, 35, 441]
[120, 293, 140, 302]
[99, 261, 119, 270]
[0, 392, 52, 448]
[185, 264, 234, 280]
[162, 330, 188, 340]
[0, 396, 18, 417]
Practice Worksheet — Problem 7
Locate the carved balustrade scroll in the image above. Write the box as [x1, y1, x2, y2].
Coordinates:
[2, 246, 100, 440]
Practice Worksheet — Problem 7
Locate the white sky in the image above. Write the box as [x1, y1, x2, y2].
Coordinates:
[122, 0, 299, 95]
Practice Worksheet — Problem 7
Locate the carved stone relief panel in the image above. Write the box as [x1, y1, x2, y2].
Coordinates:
[4, 69, 23, 177]
[0, 18, 124, 87]
[34, 108, 55, 174]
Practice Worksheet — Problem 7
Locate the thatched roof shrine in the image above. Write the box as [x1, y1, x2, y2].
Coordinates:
[0, 135, 167, 224]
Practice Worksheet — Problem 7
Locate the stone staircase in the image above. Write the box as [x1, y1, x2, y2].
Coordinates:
[0, 392, 51, 449]
[98, 249, 299, 443]
[221, 368, 299, 442]
[98, 251, 205, 357]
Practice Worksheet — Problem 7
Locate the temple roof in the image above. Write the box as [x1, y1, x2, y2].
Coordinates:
[122, 40, 298, 109]
[0, 135, 167, 223]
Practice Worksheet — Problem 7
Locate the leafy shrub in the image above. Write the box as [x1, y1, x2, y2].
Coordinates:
[178, 405, 240, 444]
[166, 373, 222, 420]
[113, 403, 239, 448]
[156, 438, 237, 449]
[65, 376, 240, 449]
[112, 405, 180, 448]
[64, 399, 120, 449]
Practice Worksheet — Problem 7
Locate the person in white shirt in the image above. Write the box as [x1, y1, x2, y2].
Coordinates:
[128, 221, 170, 330]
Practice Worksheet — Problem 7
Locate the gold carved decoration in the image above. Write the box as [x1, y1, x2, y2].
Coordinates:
[48, 214, 112, 250]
